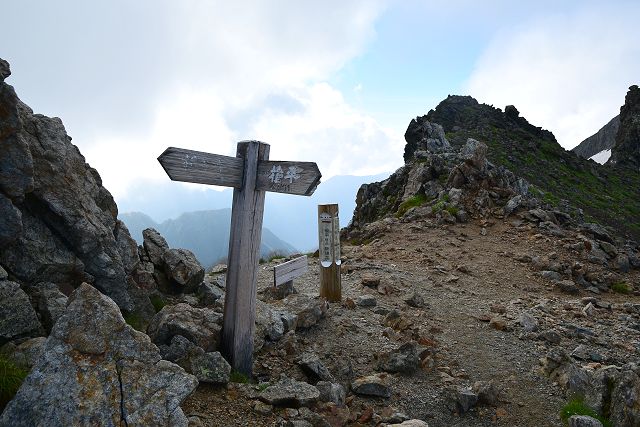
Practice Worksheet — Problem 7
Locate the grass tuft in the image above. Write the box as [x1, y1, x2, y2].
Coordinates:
[396, 194, 428, 217]
[229, 370, 250, 384]
[0, 352, 28, 410]
[560, 396, 611, 427]
[149, 294, 166, 313]
[611, 282, 631, 294]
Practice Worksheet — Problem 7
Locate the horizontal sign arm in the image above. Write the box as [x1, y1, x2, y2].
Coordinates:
[158, 147, 244, 188]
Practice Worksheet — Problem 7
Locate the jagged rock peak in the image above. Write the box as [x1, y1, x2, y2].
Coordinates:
[608, 85, 640, 169]
[572, 115, 620, 160]
[424, 94, 556, 143]
[403, 118, 451, 162]
[0, 58, 10, 82]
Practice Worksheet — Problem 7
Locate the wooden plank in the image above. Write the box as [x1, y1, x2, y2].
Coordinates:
[220, 141, 269, 376]
[157, 147, 244, 188]
[318, 204, 341, 301]
[273, 255, 308, 286]
[256, 161, 321, 196]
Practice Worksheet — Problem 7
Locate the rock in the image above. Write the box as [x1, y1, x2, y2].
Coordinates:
[580, 223, 613, 244]
[259, 376, 320, 408]
[189, 351, 231, 384]
[316, 381, 346, 406]
[453, 388, 478, 413]
[473, 380, 500, 406]
[405, 292, 426, 308]
[197, 279, 224, 306]
[298, 352, 334, 383]
[0, 66, 145, 311]
[36, 282, 69, 333]
[0, 58, 10, 82]
[0, 192, 22, 248]
[254, 300, 286, 350]
[4, 336, 46, 369]
[555, 280, 580, 294]
[283, 294, 328, 330]
[519, 312, 539, 332]
[582, 302, 596, 317]
[504, 195, 523, 217]
[147, 303, 222, 352]
[377, 341, 420, 374]
[568, 415, 604, 427]
[460, 138, 488, 170]
[615, 254, 631, 273]
[608, 85, 640, 169]
[404, 118, 450, 161]
[143, 228, 169, 267]
[541, 270, 562, 281]
[609, 363, 640, 427]
[361, 275, 380, 288]
[158, 334, 205, 371]
[0, 265, 7, 280]
[357, 294, 377, 307]
[0, 280, 42, 344]
[540, 330, 562, 344]
[253, 401, 273, 416]
[389, 421, 429, 427]
[351, 374, 391, 398]
[489, 317, 507, 331]
[163, 248, 205, 292]
[0, 283, 197, 426]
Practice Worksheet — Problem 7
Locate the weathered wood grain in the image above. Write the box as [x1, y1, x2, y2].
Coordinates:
[157, 147, 244, 188]
[256, 161, 321, 196]
[318, 204, 341, 302]
[273, 255, 308, 287]
[220, 141, 269, 376]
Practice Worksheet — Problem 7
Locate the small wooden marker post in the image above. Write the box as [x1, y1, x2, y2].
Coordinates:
[318, 204, 341, 301]
[158, 141, 321, 376]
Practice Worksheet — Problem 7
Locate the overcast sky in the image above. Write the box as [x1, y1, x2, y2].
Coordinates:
[2, 0, 639, 208]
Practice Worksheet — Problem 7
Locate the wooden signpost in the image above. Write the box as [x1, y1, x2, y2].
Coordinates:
[158, 141, 321, 376]
[318, 204, 341, 302]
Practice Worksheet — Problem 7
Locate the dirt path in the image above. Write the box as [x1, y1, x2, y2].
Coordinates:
[183, 217, 640, 427]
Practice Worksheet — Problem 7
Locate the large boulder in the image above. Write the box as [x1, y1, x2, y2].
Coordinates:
[404, 117, 451, 161]
[608, 85, 640, 169]
[0, 280, 42, 344]
[147, 303, 222, 352]
[0, 283, 197, 426]
[0, 58, 142, 311]
[162, 248, 204, 292]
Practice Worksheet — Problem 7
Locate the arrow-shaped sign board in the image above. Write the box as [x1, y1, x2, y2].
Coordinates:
[158, 147, 321, 196]
[157, 141, 321, 377]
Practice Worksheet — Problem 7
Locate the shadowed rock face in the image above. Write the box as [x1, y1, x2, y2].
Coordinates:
[0, 283, 198, 427]
[0, 58, 139, 311]
[572, 115, 619, 160]
[609, 85, 640, 170]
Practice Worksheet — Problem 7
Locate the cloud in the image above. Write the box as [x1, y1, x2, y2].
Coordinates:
[73, 1, 395, 200]
[464, 2, 640, 149]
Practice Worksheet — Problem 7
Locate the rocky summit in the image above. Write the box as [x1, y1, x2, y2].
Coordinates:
[1, 57, 640, 427]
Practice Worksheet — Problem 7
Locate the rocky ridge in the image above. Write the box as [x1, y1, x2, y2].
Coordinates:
[609, 85, 640, 170]
[572, 115, 619, 160]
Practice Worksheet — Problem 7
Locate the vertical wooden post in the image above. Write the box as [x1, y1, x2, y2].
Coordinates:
[221, 141, 269, 376]
[318, 204, 341, 301]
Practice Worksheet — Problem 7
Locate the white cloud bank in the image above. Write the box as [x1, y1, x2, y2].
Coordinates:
[465, 2, 640, 149]
[81, 1, 402, 200]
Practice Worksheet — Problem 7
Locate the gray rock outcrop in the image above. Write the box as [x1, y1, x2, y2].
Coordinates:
[0, 283, 198, 426]
[0, 58, 142, 312]
[147, 303, 222, 352]
[572, 115, 619, 160]
[608, 85, 640, 169]
[0, 281, 42, 344]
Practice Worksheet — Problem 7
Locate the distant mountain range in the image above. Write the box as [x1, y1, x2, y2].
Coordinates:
[118, 173, 388, 252]
[120, 209, 297, 268]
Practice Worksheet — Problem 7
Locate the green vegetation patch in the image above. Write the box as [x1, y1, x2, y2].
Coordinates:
[560, 396, 611, 427]
[149, 294, 166, 313]
[611, 282, 632, 294]
[396, 194, 428, 217]
[0, 352, 28, 410]
[229, 370, 250, 384]
[124, 312, 146, 332]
